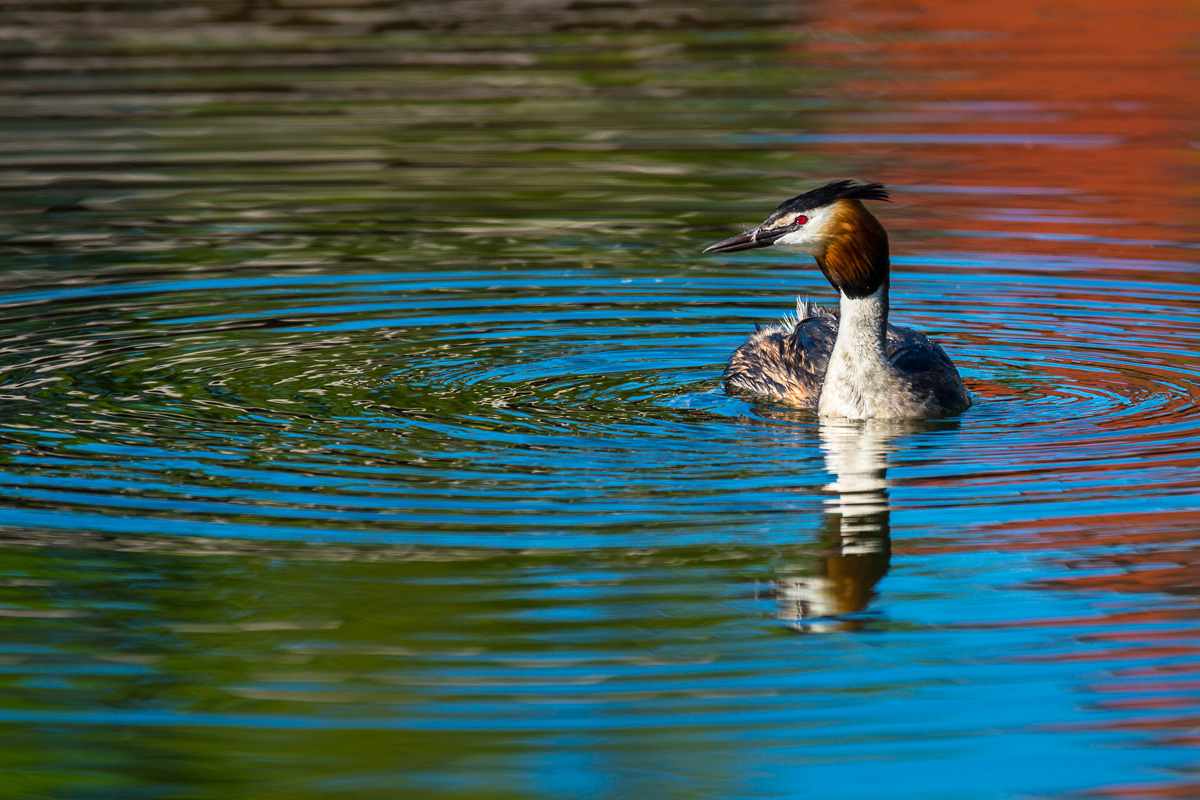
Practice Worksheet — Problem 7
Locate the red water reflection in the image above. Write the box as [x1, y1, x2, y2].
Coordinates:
[793, 0, 1200, 269]
[796, 0, 1200, 796]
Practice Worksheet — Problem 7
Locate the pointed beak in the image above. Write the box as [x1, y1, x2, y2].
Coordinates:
[702, 226, 786, 254]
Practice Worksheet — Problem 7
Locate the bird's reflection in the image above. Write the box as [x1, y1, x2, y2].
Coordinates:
[771, 419, 915, 632]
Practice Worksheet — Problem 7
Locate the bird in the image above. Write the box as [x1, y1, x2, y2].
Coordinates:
[703, 180, 970, 419]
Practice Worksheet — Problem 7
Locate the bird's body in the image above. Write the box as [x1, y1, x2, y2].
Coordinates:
[724, 297, 970, 417]
[704, 180, 970, 419]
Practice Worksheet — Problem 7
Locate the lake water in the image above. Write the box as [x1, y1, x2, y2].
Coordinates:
[3, 1, 1200, 798]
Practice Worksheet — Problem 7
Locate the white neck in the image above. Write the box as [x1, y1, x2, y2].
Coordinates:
[817, 286, 894, 419]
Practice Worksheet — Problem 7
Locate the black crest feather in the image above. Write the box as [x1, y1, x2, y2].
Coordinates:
[772, 180, 889, 217]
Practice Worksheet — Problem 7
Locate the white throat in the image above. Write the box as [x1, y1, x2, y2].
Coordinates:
[817, 286, 894, 419]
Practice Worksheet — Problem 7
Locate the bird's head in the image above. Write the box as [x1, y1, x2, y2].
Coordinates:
[703, 180, 892, 298]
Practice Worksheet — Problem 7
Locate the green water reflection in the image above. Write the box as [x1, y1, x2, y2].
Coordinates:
[4, 0, 1200, 798]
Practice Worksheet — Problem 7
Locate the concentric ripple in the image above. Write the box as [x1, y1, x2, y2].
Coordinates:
[6, 0, 1200, 796]
[1, 247, 1198, 548]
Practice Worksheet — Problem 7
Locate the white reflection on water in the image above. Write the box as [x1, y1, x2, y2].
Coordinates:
[777, 421, 897, 631]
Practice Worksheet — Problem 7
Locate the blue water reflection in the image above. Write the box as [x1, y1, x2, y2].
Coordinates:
[3, 0, 1200, 798]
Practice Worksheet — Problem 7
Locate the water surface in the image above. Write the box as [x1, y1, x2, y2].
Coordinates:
[2, 1, 1200, 798]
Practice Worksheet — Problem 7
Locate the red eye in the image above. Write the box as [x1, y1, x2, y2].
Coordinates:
[795, 215, 808, 225]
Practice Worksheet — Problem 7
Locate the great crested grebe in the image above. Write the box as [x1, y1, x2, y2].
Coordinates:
[704, 180, 970, 419]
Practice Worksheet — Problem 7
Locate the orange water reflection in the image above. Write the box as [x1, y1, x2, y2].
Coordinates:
[798, 0, 1200, 796]
[793, 0, 1200, 270]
